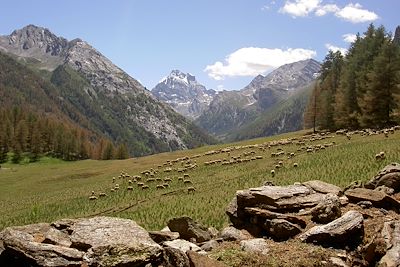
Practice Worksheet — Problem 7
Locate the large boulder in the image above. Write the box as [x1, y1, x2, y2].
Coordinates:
[365, 163, 400, 192]
[344, 188, 400, 211]
[0, 216, 163, 267]
[167, 217, 211, 243]
[378, 221, 400, 267]
[299, 210, 364, 248]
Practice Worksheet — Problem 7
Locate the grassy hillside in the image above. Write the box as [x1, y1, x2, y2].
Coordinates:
[0, 129, 399, 231]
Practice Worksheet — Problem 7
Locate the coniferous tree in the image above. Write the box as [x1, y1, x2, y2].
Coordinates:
[115, 143, 129, 160]
[102, 141, 115, 160]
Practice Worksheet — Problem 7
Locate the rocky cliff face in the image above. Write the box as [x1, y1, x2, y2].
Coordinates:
[0, 25, 214, 155]
[152, 70, 216, 120]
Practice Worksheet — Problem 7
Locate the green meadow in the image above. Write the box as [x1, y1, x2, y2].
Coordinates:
[1, 129, 399, 231]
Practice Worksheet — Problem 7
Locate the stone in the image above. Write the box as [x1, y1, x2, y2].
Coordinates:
[162, 246, 190, 267]
[149, 230, 180, 244]
[163, 239, 205, 255]
[310, 193, 342, 224]
[69, 217, 162, 266]
[200, 240, 219, 252]
[167, 217, 211, 243]
[0, 216, 163, 267]
[365, 163, 400, 192]
[219, 226, 252, 241]
[357, 201, 373, 209]
[378, 221, 400, 267]
[208, 227, 219, 239]
[299, 210, 364, 248]
[329, 256, 349, 267]
[244, 207, 306, 228]
[344, 188, 400, 211]
[339, 195, 349, 206]
[186, 250, 228, 267]
[375, 185, 395, 195]
[0, 227, 83, 267]
[240, 238, 269, 255]
[303, 180, 342, 195]
[264, 219, 302, 240]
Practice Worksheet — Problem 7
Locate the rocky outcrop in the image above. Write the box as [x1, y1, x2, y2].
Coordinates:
[226, 183, 326, 240]
[0, 217, 162, 266]
[310, 193, 342, 223]
[299, 211, 364, 248]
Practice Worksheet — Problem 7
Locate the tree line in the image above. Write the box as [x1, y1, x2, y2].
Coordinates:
[0, 107, 129, 164]
[305, 24, 400, 131]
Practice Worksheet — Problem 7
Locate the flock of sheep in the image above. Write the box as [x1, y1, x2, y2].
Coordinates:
[88, 126, 398, 200]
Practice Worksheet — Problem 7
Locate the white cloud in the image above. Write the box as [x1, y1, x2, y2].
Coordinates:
[280, 0, 321, 17]
[315, 4, 339, 16]
[335, 3, 378, 23]
[325, 43, 347, 55]
[204, 47, 316, 80]
[343, 33, 357, 43]
[279, 1, 378, 23]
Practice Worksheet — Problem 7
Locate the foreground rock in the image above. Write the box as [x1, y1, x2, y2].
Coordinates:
[378, 221, 400, 267]
[167, 216, 211, 243]
[365, 163, 400, 192]
[310, 193, 342, 224]
[0, 217, 162, 267]
[299, 210, 364, 248]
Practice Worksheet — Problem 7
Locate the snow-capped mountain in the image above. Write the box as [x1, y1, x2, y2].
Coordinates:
[152, 70, 216, 119]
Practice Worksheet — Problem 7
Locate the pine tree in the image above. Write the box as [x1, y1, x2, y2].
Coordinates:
[115, 143, 129, 160]
[304, 83, 321, 132]
[101, 141, 115, 160]
[360, 37, 400, 127]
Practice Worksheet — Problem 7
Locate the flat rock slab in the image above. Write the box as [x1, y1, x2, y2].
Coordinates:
[0, 216, 163, 267]
[149, 231, 180, 244]
[299, 210, 364, 248]
[236, 184, 324, 212]
[303, 180, 342, 195]
[344, 188, 400, 211]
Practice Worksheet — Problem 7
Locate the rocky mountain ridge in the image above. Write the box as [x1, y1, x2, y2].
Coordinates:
[152, 70, 216, 119]
[0, 25, 215, 155]
[196, 59, 321, 139]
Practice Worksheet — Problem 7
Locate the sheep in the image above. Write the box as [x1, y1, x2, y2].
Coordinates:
[99, 192, 107, 197]
[164, 178, 172, 182]
[142, 185, 149, 190]
[128, 180, 133, 185]
[110, 188, 115, 192]
[163, 183, 169, 188]
[137, 182, 144, 187]
[271, 170, 275, 177]
[127, 186, 134, 191]
[91, 191, 95, 196]
[146, 178, 155, 183]
[375, 151, 386, 160]
[178, 177, 184, 181]
[89, 196, 98, 200]
[187, 187, 196, 193]
[275, 165, 280, 169]
[293, 163, 298, 168]
[112, 177, 116, 183]
[184, 180, 192, 184]
[156, 184, 165, 189]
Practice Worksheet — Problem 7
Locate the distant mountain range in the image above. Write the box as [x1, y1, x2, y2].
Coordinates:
[153, 59, 321, 140]
[152, 70, 216, 119]
[0, 25, 215, 156]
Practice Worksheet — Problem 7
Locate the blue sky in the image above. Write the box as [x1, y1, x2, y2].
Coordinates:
[0, 0, 399, 91]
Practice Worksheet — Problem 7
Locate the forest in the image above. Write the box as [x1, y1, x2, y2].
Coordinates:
[305, 24, 400, 131]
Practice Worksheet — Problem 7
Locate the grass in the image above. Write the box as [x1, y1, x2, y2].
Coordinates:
[0, 129, 399, 232]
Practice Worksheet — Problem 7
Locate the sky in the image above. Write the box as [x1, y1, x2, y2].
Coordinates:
[0, 0, 399, 91]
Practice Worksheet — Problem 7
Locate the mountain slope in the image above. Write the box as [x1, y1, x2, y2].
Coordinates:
[228, 83, 315, 141]
[196, 59, 320, 140]
[0, 25, 215, 156]
[152, 70, 216, 119]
